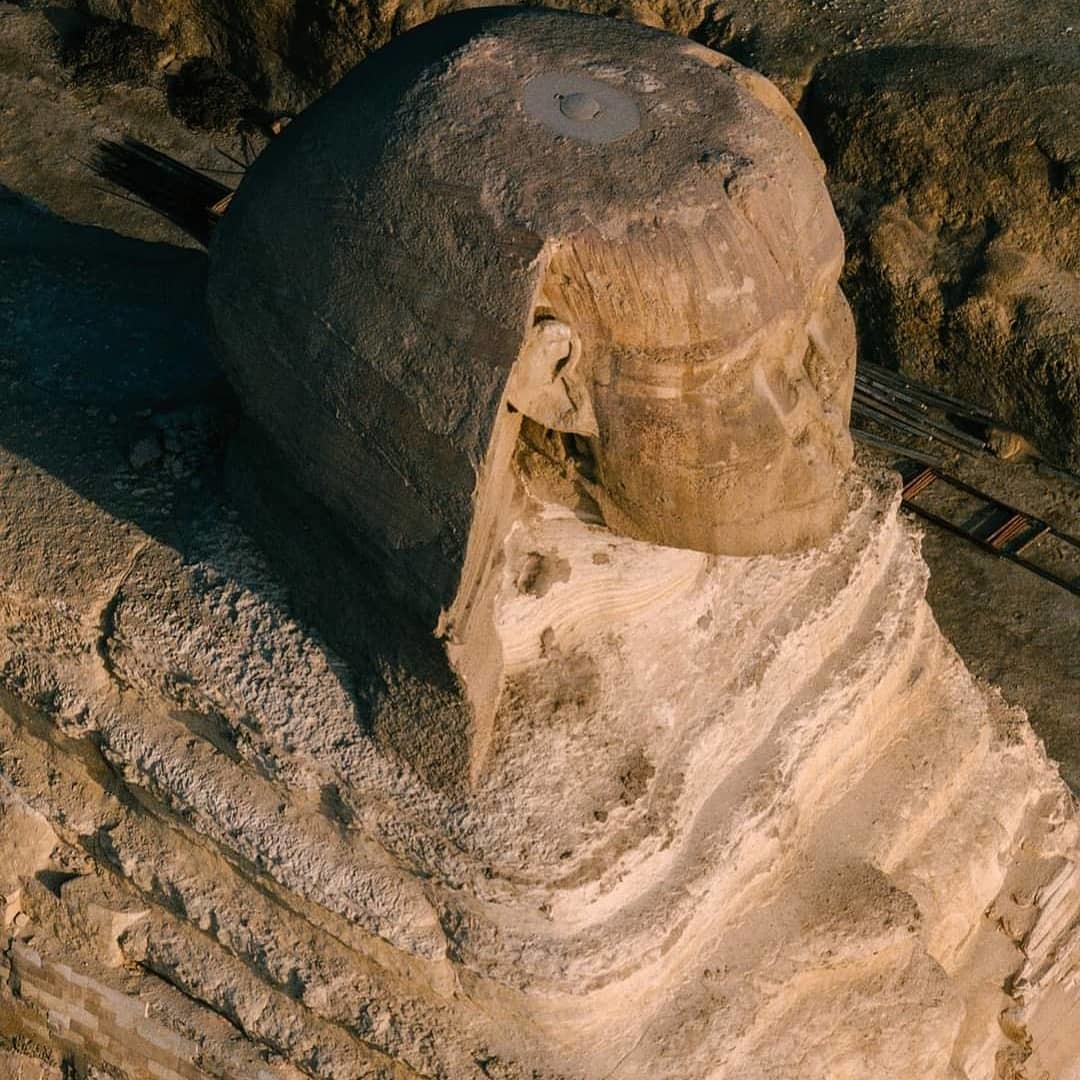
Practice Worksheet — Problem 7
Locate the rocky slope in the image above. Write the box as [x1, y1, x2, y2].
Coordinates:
[808, 45, 1080, 470]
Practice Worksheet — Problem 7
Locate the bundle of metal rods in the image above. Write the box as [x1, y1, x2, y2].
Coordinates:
[92, 137, 233, 247]
[851, 361, 997, 455]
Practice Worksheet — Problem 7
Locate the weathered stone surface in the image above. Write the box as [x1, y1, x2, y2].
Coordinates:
[3, 431, 1078, 1076]
[0, 1048, 63, 1080]
[208, 7, 856, 785]
[805, 45, 1080, 469]
[208, 7, 847, 573]
[0, 8, 1078, 1080]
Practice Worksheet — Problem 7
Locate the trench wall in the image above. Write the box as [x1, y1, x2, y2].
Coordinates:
[0, 939, 231, 1079]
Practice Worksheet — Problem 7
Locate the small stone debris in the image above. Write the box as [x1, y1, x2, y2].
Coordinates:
[128, 435, 162, 470]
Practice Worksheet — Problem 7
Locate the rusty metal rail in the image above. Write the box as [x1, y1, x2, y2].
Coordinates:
[898, 464, 1080, 597]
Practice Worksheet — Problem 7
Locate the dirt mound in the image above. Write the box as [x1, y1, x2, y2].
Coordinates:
[806, 44, 1080, 469]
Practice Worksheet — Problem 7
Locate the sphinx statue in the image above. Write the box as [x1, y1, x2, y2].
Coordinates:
[0, 9, 1076, 1080]
[208, 5, 856, 786]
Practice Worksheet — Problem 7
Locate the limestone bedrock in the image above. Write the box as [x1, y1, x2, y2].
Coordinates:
[1, 457, 1078, 1076]
[208, 8, 855, 782]
[1, 9, 1077, 1079]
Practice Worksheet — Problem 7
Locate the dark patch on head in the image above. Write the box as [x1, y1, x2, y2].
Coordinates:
[168, 58, 266, 133]
[55, 16, 170, 88]
[515, 552, 571, 597]
[618, 749, 655, 805]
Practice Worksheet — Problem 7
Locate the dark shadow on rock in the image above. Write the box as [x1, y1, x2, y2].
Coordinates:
[167, 57, 271, 134]
[0, 184, 469, 785]
[223, 422, 473, 788]
[0, 181, 230, 558]
[35, 869, 80, 897]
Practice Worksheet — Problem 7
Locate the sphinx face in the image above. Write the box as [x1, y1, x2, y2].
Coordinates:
[588, 316, 854, 555]
[509, 220, 856, 557]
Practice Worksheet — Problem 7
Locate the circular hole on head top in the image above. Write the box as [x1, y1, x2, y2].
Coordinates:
[559, 92, 603, 121]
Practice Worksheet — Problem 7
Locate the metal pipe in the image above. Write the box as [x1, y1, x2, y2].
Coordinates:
[858, 362, 997, 420]
[850, 428, 943, 467]
[853, 382, 987, 449]
[851, 397, 982, 454]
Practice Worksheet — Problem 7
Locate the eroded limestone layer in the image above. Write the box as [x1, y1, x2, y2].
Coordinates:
[0, 458, 1076, 1078]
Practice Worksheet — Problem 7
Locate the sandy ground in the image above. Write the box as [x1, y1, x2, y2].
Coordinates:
[856, 442, 1080, 793]
[919, 458, 1079, 793]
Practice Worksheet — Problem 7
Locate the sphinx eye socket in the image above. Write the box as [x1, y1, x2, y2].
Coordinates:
[552, 344, 572, 380]
[765, 364, 801, 415]
[801, 339, 838, 402]
[531, 313, 574, 382]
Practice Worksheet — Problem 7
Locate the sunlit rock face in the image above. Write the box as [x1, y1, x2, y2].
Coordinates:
[455, 473, 1079, 1079]
[0, 10, 1076, 1080]
[1, 464, 1076, 1078]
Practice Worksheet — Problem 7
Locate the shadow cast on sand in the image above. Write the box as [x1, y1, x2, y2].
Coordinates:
[0, 181, 224, 553]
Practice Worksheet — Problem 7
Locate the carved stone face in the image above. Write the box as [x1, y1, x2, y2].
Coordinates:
[508, 224, 856, 556]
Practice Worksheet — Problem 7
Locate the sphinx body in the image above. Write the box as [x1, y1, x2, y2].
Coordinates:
[0, 463, 1077, 1078]
[0, 8, 1077, 1080]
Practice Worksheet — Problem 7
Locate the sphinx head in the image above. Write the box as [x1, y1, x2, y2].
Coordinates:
[207, 7, 855, 782]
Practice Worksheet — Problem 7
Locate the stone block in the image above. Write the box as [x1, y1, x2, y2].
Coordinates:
[1, 887, 22, 926]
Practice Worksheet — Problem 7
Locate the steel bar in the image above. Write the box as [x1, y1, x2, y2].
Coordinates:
[986, 514, 1034, 549]
[853, 402, 941, 444]
[902, 502, 1080, 597]
[1014, 525, 1051, 555]
[901, 467, 939, 500]
[855, 372, 934, 413]
[853, 401, 953, 447]
[850, 429, 943, 467]
[852, 399, 980, 454]
[861, 380, 996, 427]
[859, 362, 997, 420]
[898, 466, 1080, 596]
[853, 381, 987, 449]
[1037, 461, 1080, 488]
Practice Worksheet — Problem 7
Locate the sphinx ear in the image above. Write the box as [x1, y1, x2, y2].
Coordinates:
[505, 316, 599, 437]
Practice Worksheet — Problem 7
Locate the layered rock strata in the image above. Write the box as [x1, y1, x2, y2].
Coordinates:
[0, 458, 1077, 1077]
[1, 10, 1077, 1078]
